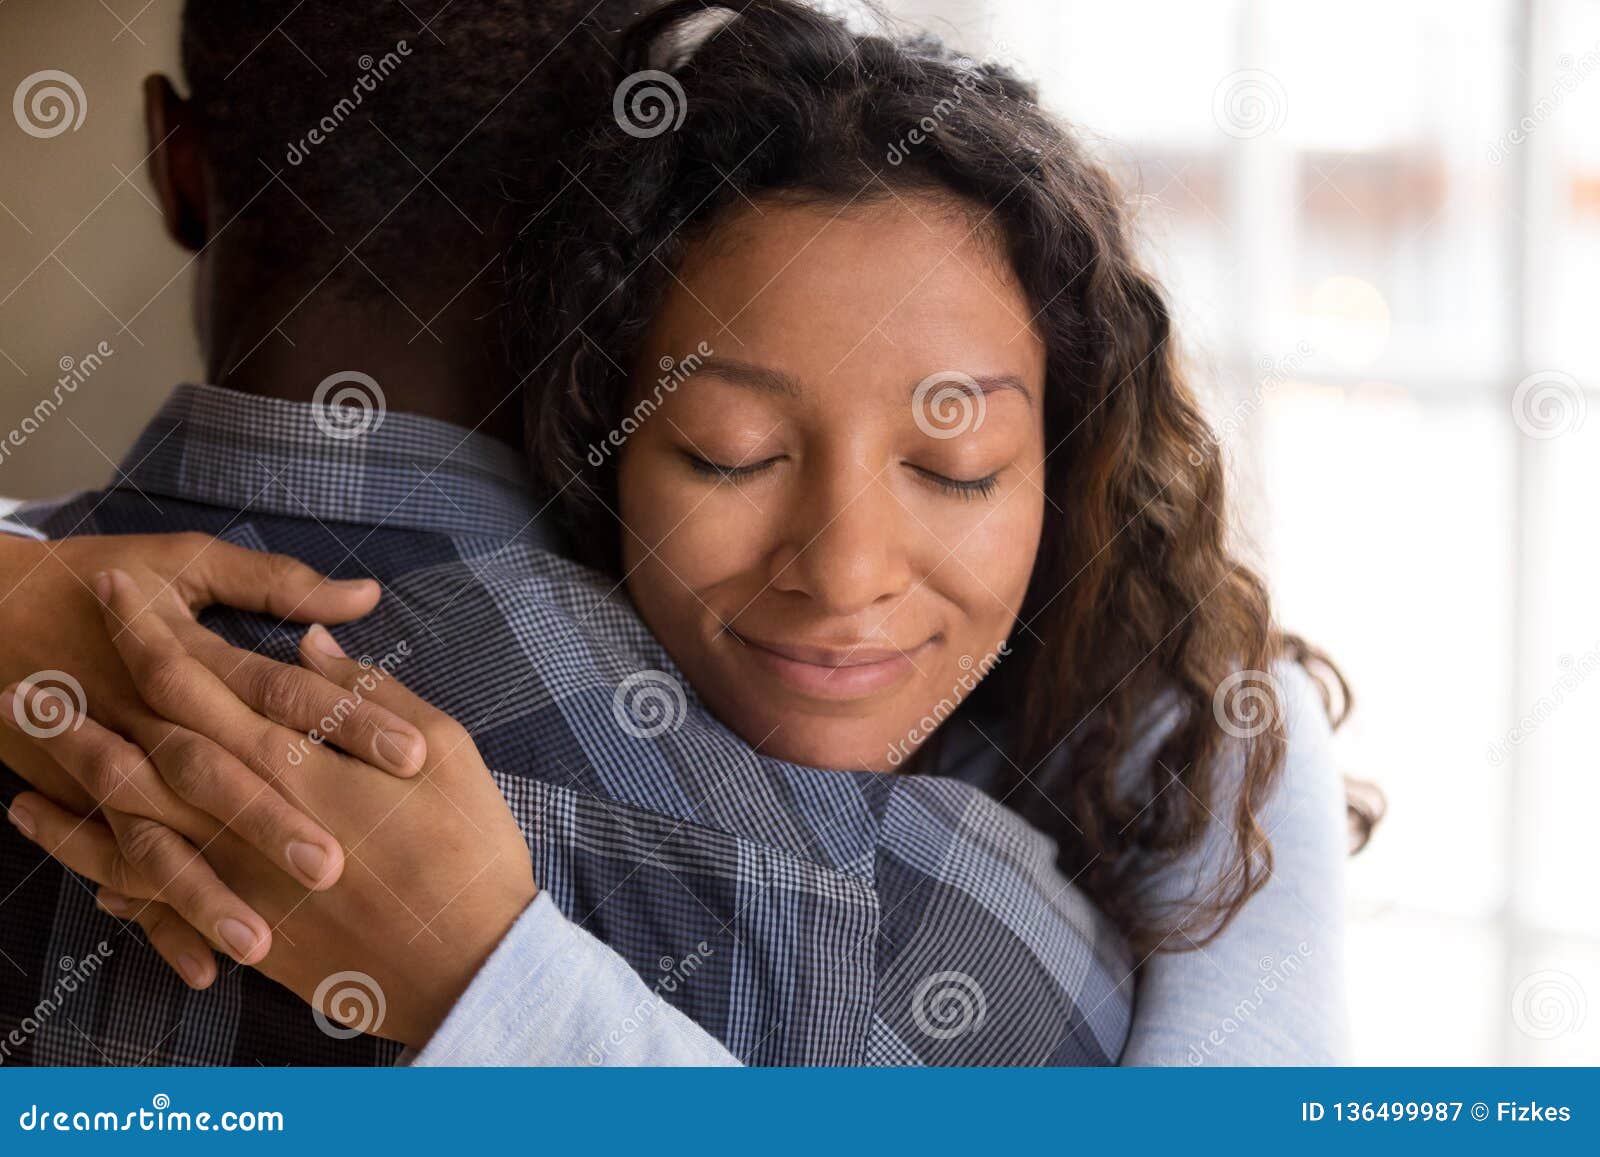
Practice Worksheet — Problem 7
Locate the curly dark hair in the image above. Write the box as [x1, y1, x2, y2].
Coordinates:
[509, 0, 1378, 956]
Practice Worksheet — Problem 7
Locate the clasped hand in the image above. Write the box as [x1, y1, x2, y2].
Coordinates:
[3, 555, 535, 1048]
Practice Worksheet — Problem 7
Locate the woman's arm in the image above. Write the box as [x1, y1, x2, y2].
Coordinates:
[407, 892, 737, 1066]
[7, 570, 738, 1065]
[1119, 663, 1349, 1066]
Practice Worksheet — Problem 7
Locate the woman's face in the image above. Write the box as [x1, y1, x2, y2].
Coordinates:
[617, 195, 1047, 771]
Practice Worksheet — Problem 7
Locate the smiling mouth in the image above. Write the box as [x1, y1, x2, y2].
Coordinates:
[728, 629, 938, 701]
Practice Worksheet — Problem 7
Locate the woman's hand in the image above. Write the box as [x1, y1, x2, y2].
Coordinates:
[0, 536, 430, 964]
[0, 533, 430, 795]
[6, 569, 537, 1047]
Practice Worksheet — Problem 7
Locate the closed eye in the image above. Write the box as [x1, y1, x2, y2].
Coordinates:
[684, 452, 783, 481]
[908, 464, 1000, 500]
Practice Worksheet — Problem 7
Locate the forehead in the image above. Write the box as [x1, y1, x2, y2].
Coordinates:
[652, 195, 1044, 390]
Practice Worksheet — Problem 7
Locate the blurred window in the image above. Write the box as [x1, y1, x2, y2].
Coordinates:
[888, 0, 1598, 1063]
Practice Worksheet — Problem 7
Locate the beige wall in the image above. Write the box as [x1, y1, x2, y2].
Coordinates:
[1, 1, 199, 499]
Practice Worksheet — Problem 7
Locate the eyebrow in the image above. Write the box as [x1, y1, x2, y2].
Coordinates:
[691, 357, 1033, 405]
[925, 374, 1033, 406]
[691, 357, 803, 397]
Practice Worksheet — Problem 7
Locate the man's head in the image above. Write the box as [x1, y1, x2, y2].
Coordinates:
[149, 1, 643, 399]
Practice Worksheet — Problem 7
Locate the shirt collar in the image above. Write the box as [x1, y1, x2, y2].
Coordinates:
[114, 383, 548, 542]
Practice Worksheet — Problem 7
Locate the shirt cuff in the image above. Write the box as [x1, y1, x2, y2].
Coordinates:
[0, 513, 46, 540]
[404, 891, 739, 1067]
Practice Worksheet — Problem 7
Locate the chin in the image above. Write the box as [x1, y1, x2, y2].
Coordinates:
[744, 720, 904, 774]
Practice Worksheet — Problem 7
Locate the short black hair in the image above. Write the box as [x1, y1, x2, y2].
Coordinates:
[180, 0, 651, 296]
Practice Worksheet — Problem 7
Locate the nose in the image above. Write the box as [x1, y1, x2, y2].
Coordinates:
[766, 466, 913, 617]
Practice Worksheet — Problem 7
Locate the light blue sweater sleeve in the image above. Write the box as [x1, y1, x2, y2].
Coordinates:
[408, 891, 740, 1067]
[1118, 663, 1349, 1065]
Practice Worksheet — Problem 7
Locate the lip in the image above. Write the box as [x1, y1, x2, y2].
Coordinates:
[729, 630, 936, 701]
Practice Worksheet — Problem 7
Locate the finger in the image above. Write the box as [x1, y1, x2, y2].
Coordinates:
[299, 627, 479, 783]
[10, 792, 271, 964]
[102, 809, 272, 966]
[98, 565, 338, 782]
[97, 889, 216, 990]
[6, 792, 130, 890]
[1, 677, 341, 891]
[300, 625, 435, 725]
[169, 536, 379, 623]
[145, 726, 346, 890]
[0, 683, 175, 817]
[168, 615, 424, 777]
[300, 626, 469, 754]
[10, 785, 216, 987]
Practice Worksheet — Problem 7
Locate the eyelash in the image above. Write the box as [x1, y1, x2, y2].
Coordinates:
[684, 453, 781, 481]
[911, 466, 1000, 501]
[684, 454, 999, 500]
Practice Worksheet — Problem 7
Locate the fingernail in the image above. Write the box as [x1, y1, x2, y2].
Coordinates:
[94, 570, 112, 602]
[216, 917, 263, 962]
[287, 840, 332, 886]
[6, 802, 34, 838]
[97, 890, 134, 916]
[378, 728, 426, 773]
[177, 952, 211, 989]
[304, 624, 346, 659]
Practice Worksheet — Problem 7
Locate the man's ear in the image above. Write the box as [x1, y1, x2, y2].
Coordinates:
[143, 74, 208, 252]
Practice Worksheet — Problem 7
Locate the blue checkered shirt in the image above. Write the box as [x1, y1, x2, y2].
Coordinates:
[0, 384, 1131, 1066]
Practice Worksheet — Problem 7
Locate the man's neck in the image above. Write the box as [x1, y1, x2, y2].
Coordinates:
[205, 295, 524, 451]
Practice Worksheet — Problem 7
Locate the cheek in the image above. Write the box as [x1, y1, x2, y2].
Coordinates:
[617, 450, 770, 590]
[927, 482, 1045, 626]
